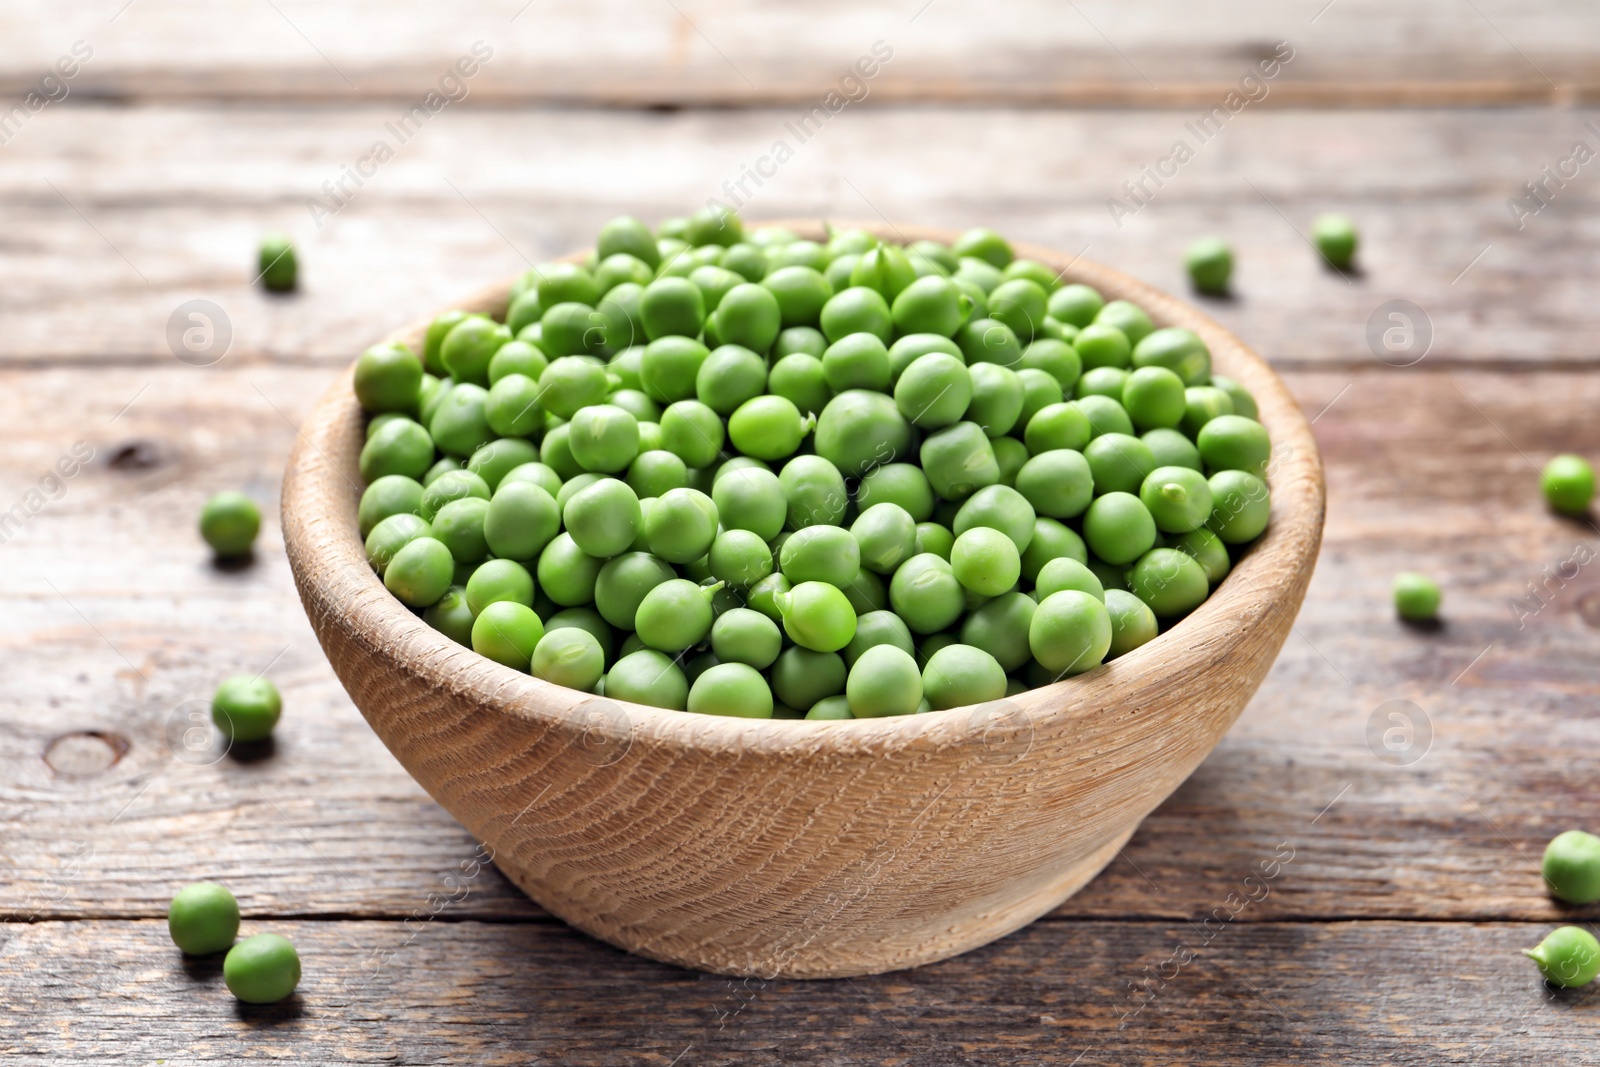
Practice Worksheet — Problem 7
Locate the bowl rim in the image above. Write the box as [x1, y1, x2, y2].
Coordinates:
[282, 219, 1325, 758]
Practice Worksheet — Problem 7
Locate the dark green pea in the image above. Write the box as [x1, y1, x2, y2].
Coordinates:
[384, 536, 454, 607]
[967, 363, 1024, 437]
[539, 424, 583, 481]
[709, 529, 774, 588]
[986, 279, 1048, 343]
[1312, 213, 1359, 270]
[223, 933, 300, 1004]
[598, 215, 661, 269]
[441, 317, 511, 386]
[889, 553, 964, 633]
[842, 567, 888, 616]
[919, 421, 999, 502]
[819, 286, 893, 344]
[1095, 300, 1155, 346]
[424, 310, 470, 375]
[540, 302, 608, 359]
[888, 333, 963, 385]
[1020, 517, 1088, 581]
[257, 233, 297, 293]
[466, 437, 539, 490]
[1028, 590, 1112, 677]
[747, 572, 792, 623]
[354, 341, 424, 414]
[366, 513, 432, 574]
[857, 463, 934, 523]
[537, 533, 604, 606]
[696, 344, 768, 415]
[1075, 395, 1136, 439]
[658, 399, 724, 469]
[1014, 449, 1094, 520]
[420, 469, 490, 522]
[1083, 492, 1157, 565]
[1173, 527, 1230, 585]
[779, 454, 849, 528]
[482, 481, 559, 563]
[594, 283, 645, 353]
[1140, 465, 1214, 533]
[639, 276, 706, 340]
[1198, 414, 1271, 473]
[544, 605, 616, 667]
[604, 650, 688, 710]
[1130, 547, 1209, 617]
[594, 551, 676, 630]
[774, 325, 827, 359]
[767, 354, 831, 417]
[951, 227, 1013, 269]
[768, 646, 844, 709]
[1047, 284, 1103, 328]
[1207, 470, 1270, 544]
[358, 474, 423, 537]
[956, 317, 1023, 368]
[429, 383, 498, 459]
[960, 591, 1037, 673]
[686, 204, 744, 247]
[921, 643, 1006, 710]
[1103, 588, 1159, 658]
[1024, 402, 1092, 454]
[360, 417, 434, 481]
[814, 390, 911, 477]
[890, 275, 966, 337]
[1134, 327, 1211, 386]
[430, 496, 491, 563]
[1185, 237, 1232, 295]
[895, 352, 971, 430]
[644, 486, 718, 564]
[1143, 427, 1203, 471]
[607, 347, 646, 391]
[822, 333, 891, 392]
[1210, 375, 1259, 420]
[780, 525, 861, 587]
[992, 437, 1028, 488]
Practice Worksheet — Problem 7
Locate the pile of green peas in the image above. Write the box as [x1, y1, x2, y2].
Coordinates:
[351, 208, 1273, 720]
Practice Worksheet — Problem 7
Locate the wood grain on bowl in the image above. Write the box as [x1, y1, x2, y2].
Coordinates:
[280, 222, 1325, 978]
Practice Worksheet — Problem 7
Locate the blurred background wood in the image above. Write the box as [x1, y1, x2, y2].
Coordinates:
[3, 0, 1599, 1061]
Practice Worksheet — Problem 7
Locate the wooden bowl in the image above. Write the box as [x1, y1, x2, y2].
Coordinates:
[282, 222, 1324, 979]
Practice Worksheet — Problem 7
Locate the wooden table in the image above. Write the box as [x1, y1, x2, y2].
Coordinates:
[4, 3, 1600, 1062]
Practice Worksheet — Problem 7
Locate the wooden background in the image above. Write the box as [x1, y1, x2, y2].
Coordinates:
[4, 1, 1600, 1063]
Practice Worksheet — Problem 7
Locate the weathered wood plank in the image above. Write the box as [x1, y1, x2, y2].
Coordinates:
[3, 364, 1598, 925]
[5, 0, 1600, 105]
[1, 918, 1592, 1064]
[3, 105, 1599, 366]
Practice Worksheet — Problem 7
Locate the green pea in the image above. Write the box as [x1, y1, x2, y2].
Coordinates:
[1014, 449, 1094, 520]
[1094, 300, 1155, 346]
[501, 461, 563, 497]
[537, 533, 605, 606]
[1312, 213, 1359, 270]
[1140, 465, 1214, 533]
[419, 469, 488, 522]
[597, 285, 646, 351]
[713, 283, 782, 352]
[837, 567, 885, 616]
[820, 286, 893, 343]
[466, 438, 539, 490]
[441, 317, 511, 385]
[806, 695, 855, 720]
[894, 352, 971, 430]
[470, 600, 544, 670]
[537, 356, 609, 420]
[1197, 414, 1270, 475]
[506, 289, 544, 335]
[657, 399, 724, 469]
[1076, 395, 1136, 439]
[813, 390, 911, 477]
[357, 475, 423, 538]
[687, 662, 773, 718]
[891, 275, 967, 337]
[1392, 571, 1441, 621]
[779, 454, 848, 528]
[540, 423, 582, 481]
[1524, 926, 1600, 989]
[720, 243, 769, 282]
[780, 525, 860, 587]
[591, 552, 674, 630]
[482, 481, 559, 562]
[771, 580, 855, 653]
[1028, 590, 1112, 677]
[696, 344, 768, 415]
[1083, 433, 1157, 496]
[558, 477, 638, 559]
[1173, 527, 1230, 586]
[199, 491, 261, 557]
[849, 243, 917, 302]
[568, 404, 640, 474]
[1019, 339, 1082, 393]
[223, 933, 301, 1004]
[1015, 368, 1064, 429]
[711, 608, 783, 669]
[1020, 517, 1088, 581]
[636, 578, 719, 652]
[908, 239, 958, 273]
[540, 302, 608, 359]
[464, 558, 534, 615]
[361, 417, 435, 480]
[1002, 259, 1058, 291]
[824, 253, 862, 292]
[918, 422, 998, 503]
[640, 336, 711, 404]
[543, 606, 615, 665]
[606, 389, 659, 427]
[1024, 402, 1092, 454]
[956, 317, 1023, 369]
[712, 466, 787, 541]
[1074, 367, 1129, 402]
[1135, 328, 1212, 387]
[431, 496, 490, 563]
[857, 463, 935, 522]
[688, 265, 742, 313]
[1047, 283, 1103, 328]
[888, 334, 964, 384]
[1129, 547, 1209, 617]
[1121, 366, 1187, 431]
[960, 591, 1038, 673]
[423, 586, 475, 646]
[1204, 375, 1256, 421]
[639, 276, 706, 340]
[952, 227, 1013, 269]
[986, 279, 1048, 343]
[771, 646, 846, 709]
[1207, 470, 1270, 544]
[843, 610, 916, 669]
[424, 310, 470, 374]
[687, 204, 744, 247]
[419, 378, 454, 426]
[211, 674, 281, 743]
[534, 262, 601, 308]
[1143, 427, 1203, 471]
[625, 449, 688, 499]
[605, 649, 689, 710]
[607, 348, 647, 393]
[384, 536, 454, 606]
[767, 353, 831, 417]
[1104, 588, 1159, 658]
[952, 483, 1036, 555]
[774, 325, 827, 359]
[950, 527, 1021, 597]
[1542, 831, 1600, 904]
[1185, 237, 1232, 295]
[851, 502, 918, 575]
[485, 373, 544, 437]
[1083, 492, 1157, 565]
[843, 645, 922, 718]
[922, 643, 1006, 710]
[598, 215, 661, 269]
[366, 513, 432, 574]
[826, 228, 876, 258]
[889, 553, 965, 633]
[596, 253, 655, 294]
[766, 240, 828, 272]
[531, 625, 605, 691]
[168, 881, 240, 956]
[709, 529, 774, 588]
[1085, 557, 1130, 594]
[354, 341, 424, 414]
[822, 333, 892, 392]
